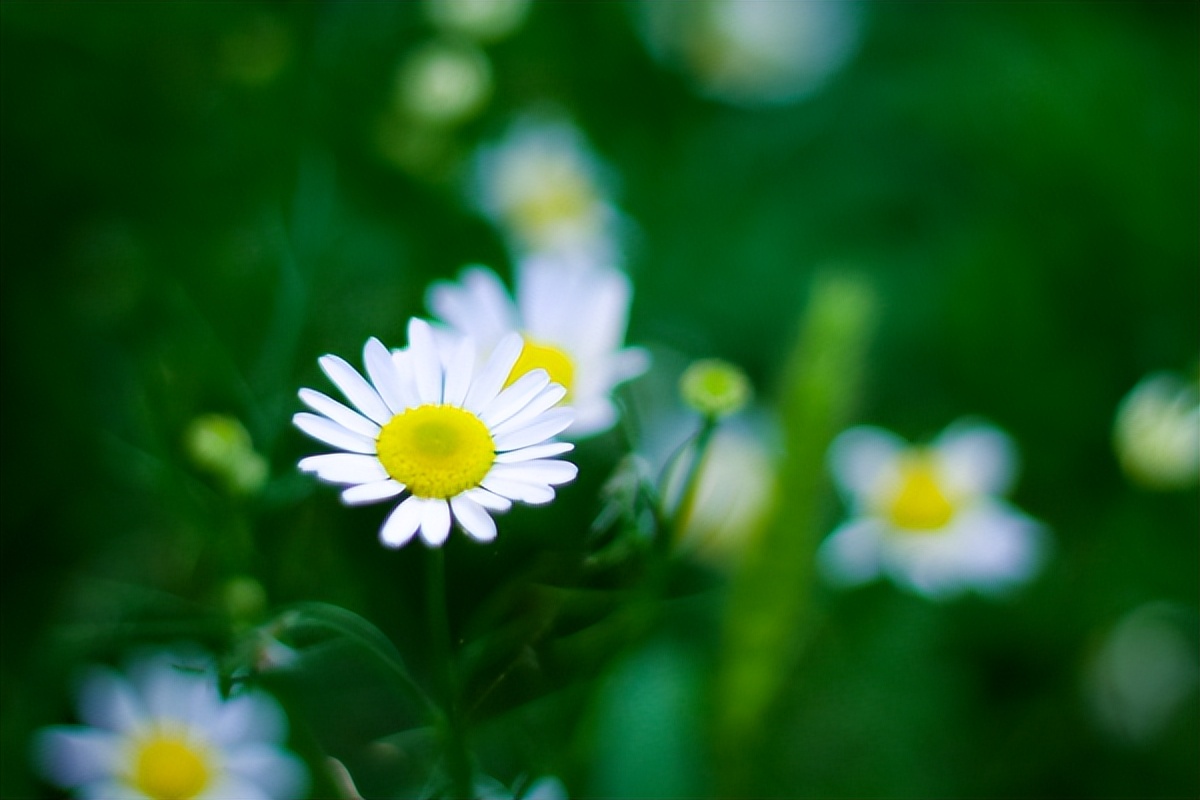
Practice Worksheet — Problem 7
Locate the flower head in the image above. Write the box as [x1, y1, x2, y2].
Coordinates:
[1113, 370, 1200, 490]
[294, 318, 577, 548]
[818, 419, 1047, 599]
[33, 649, 307, 800]
[471, 115, 619, 268]
[427, 262, 649, 438]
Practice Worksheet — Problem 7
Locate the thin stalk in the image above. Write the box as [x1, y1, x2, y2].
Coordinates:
[427, 547, 473, 799]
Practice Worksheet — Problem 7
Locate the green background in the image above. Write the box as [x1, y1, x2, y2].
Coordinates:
[2, 2, 1196, 798]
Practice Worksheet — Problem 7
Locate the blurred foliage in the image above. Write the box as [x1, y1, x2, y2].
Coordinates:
[2, 2, 1196, 798]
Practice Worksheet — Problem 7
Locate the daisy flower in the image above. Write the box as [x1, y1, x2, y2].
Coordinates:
[33, 649, 307, 800]
[294, 318, 577, 548]
[427, 260, 649, 437]
[471, 114, 620, 268]
[817, 419, 1047, 599]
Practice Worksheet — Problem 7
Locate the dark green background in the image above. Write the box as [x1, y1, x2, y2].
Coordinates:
[2, 2, 1196, 798]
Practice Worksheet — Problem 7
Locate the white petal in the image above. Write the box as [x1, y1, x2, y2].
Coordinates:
[951, 503, 1047, 593]
[140, 660, 209, 724]
[450, 495, 497, 542]
[298, 454, 388, 485]
[341, 480, 405, 506]
[77, 668, 142, 733]
[481, 475, 556, 505]
[568, 398, 618, 438]
[363, 337, 412, 414]
[828, 426, 907, 500]
[817, 518, 885, 587]
[293, 413, 377, 455]
[491, 459, 577, 486]
[427, 265, 517, 344]
[33, 727, 122, 787]
[935, 420, 1018, 497]
[481, 369, 551, 427]
[79, 779, 141, 800]
[298, 388, 380, 439]
[488, 383, 568, 439]
[318, 354, 393, 425]
[210, 690, 287, 745]
[492, 408, 574, 452]
[463, 487, 512, 512]
[442, 335, 477, 408]
[607, 346, 652, 384]
[407, 318, 445, 404]
[219, 744, 308, 800]
[463, 332, 524, 413]
[418, 498, 452, 546]
[380, 497, 423, 549]
[493, 441, 574, 463]
[199, 776, 271, 800]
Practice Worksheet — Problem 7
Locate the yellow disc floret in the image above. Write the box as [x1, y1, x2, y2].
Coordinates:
[883, 451, 957, 532]
[505, 339, 575, 398]
[377, 404, 495, 498]
[133, 735, 210, 800]
[508, 169, 596, 243]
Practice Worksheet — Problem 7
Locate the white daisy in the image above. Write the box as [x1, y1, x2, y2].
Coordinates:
[818, 419, 1047, 599]
[427, 261, 649, 437]
[294, 317, 578, 548]
[471, 114, 620, 269]
[33, 649, 307, 800]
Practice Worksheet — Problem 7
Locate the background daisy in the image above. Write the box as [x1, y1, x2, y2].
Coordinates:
[33, 649, 307, 800]
[428, 260, 649, 437]
[294, 318, 577, 548]
[818, 419, 1047, 598]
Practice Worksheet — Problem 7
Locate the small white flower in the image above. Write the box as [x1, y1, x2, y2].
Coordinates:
[1113, 370, 1200, 490]
[294, 318, 578, 548]
[425, 0, 532, 43]
[33, 649, 307, 800]
[471, 115, 620, 268]
[638, 0, 863, 107]
[427, 261, 649, 437]
[818, 420, 1047, 599]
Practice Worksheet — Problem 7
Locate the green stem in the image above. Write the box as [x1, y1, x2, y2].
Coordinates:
[661, 415, 719, 555]
[427, 547, 473, 799]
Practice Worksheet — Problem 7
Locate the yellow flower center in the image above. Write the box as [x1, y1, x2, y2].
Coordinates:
[133, 736, 211, 800]
[883, 452, 956, 532]
[505, 339, 575, 398]
[509, 170, 596, 239]
[376, 404, 495, 498]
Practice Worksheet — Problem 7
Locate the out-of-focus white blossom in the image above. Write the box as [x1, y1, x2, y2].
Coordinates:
[818, 419, 1047, 599]
[476, 774, 569, 800]
[1085, 603, 1199, 744]
[425, 0, 532, 43]
[33, 649, 308, 800]
[428, 262, 649, 437]
[1113, 370, 1200, 490]
[395, 39, 493, 127]
[638, 0, 863, 107]
[471, 115, 621, 269]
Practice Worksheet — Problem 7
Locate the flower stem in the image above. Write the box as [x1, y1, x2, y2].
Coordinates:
[661, 414, 719, 555]
[427, 547, 473, 799]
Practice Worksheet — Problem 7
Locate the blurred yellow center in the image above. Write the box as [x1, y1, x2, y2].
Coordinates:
[884, 453, 956, 531]
[377, 404, 494, 498]
[133, 736, 210, 800]
[510, 171, 595, 237]
[506, 339, 575, 398]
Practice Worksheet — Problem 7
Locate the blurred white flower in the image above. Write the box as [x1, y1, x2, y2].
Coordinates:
[1113, 370, 1200, 490]
[666, 420, 777, 566]
[425, 0, 532, 43]
[472, 115, 621, 269]
[295, 318, 577, 548]
[818, 419, 1047, 599]
[394, 39, 493, 128]
[638, 0, 863, 107]
[476, 774, 569, 800]
[33, 649, 307, 800]
[1085, 603, 1199, 744]
[428, 262, 649, 437]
